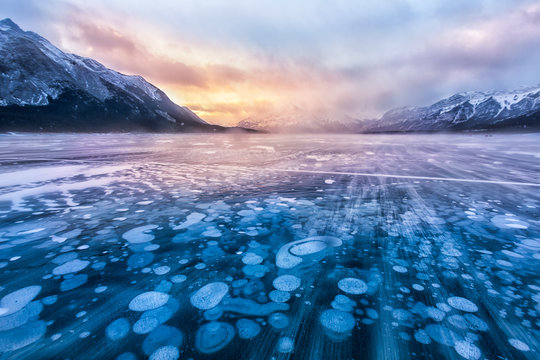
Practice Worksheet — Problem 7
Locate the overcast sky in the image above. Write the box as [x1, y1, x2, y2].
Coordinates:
[2, 0, 540, 125]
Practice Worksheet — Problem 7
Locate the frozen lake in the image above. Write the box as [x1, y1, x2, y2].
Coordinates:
[0, 133, 539, 359]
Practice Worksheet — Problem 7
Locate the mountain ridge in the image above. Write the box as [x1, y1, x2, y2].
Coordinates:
[237, 85, 540, 133]
[0, 18, 248, 133]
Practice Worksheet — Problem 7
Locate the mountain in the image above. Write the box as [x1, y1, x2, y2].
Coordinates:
[363, 85, 540, 132]
[0, 18, 239, 132]
[237, 86, 540, 133]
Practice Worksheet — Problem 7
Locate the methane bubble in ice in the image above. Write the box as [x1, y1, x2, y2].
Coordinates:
[320, 309, 355, 341]
[337, 278, 367, 295]
[273, 275, 301, 292]
[425, 324, 462, 346]
[277, 336, 294, 353]
[447, 297, 478, 313]
[236, 318, 261, 339]
[0, 285, 41, 316]
[268, 312, 289, 329]
[276, 236, 342, 269]
[269, 290, 291, 303]
[149, 345, 179, 360]
[129, 292, 170, 312]
[454, 340, 481, 360]
[122, 225, 158, 243]
[508, 338, 530, 351]
[190, 282, 229, 310]
[195, 321, 234, 354]
[491, 215, 529, 230]
[52, 259, 90, 275]
[106, 318, 130, 341]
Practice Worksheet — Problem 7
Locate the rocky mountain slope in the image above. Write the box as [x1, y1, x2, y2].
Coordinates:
[0, 18, 235, 132]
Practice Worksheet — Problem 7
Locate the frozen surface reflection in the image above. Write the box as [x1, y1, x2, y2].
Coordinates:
[0, 133, 539, 359]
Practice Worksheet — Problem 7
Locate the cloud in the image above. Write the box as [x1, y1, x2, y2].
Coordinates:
[2, 0, 540, 126]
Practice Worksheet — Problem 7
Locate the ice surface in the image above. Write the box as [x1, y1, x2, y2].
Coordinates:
[0, 133, 538, 359]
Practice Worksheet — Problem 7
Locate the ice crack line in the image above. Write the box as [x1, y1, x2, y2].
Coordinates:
[1, 157, 539, 187]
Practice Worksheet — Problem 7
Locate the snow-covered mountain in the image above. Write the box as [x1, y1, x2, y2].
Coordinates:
[360, 86, 540, 132]
[237, 85, 540, 133]
[0, 18, 233, 132]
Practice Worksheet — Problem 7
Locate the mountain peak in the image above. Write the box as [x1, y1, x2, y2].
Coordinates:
[0, 18, 22, 32]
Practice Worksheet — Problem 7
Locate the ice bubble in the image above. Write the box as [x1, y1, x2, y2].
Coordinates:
[95, 286, 108, 294]
[277, 336, 294, 353]
[238, 209, 256, 217]
[202, 227, 222, 237]
[106, 318, 130, 341]
[171, 275, 187, 284]
[448, 315, 468, 330]
[464, 314, 488, 332]
[501, 250, 524, 258]
[0, 285, 41, 316]
[116, 353, 137, 360]
[508, 338, 530, 351]
[60, 274, 88, 292]
[491, 215, 529, 230]
[204, 306, 223, 321]
[392, 309, 413, 323]
[149, 345, 179, 360]
[195, 321, 234, 354]
[144, 244, 160, 252]
[236, 318, 261, 339]
[153, 266, 171, 275]
[447, 297, 478, 313]
[174, 212, 205, 230]
[366, 308, 378, 319]
[425, 324, 462, 346]
[268, 312, 289, 329]
[0, 320, 46, 352]
[276, 236, 342, 269]
[122, 225, 158, 243]
[41, 295, 57, 305]
[242, 252, 263, 265]
[324, 179, 335, 184]
[426, 307, 446, 322]
[129, 292, 170, 312]
[0, 301, 42, 331]
[414, 329, 431, 344]
[337, 278, 367, 295]
[436, 303, 452, 312]
[320, 309, 355, 340]
[269, 290, 291, 303]
[52, 252, 78, 265]
[190, 282, 229, 310]
[133, 316, 159, 335]
[52, 259, 90, 275]
[273, 275, 301, 292]
[242, 264, 268, 278]
[128, 252, 154, 268]
[392, 265, 408, 273]
[454, 340, 481, 360]
[142, 325, 183, 356]
[412, 284, 424, 291]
